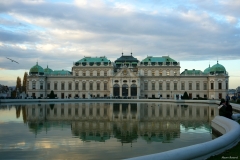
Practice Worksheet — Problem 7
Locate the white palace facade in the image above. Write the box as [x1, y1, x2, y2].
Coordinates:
[27, 53, 229, 99]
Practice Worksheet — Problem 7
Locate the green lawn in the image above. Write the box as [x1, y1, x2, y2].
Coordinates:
[207, 120, 240, 160]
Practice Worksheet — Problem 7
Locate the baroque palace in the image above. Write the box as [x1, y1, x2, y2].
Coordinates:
[27, 53, 229, 99]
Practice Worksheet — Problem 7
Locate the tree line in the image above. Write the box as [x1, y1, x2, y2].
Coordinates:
[11, 72, 28, 98]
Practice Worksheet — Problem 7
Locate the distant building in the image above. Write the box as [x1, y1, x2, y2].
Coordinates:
[26, 54, 229, 99]
[228, 89, 236, 97]
[236, 86, 240, 98]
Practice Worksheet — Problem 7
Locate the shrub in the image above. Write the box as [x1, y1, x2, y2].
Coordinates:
[181, 91, 189, 99]
[49, 90, 56, 99]
[237, 99, 240, 104]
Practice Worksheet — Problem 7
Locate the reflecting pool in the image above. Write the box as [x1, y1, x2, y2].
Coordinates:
[0, 102, 219, 159]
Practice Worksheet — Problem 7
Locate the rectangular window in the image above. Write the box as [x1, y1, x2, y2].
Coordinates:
[104, 83, 107, 90]
[181, 83, 185, 90]
[61, 108, 64, 116]
[144, 71, 148, 76]
[54, 83, 58, 90]
[82, 108, 85, 116]
[104, 71, 107, 76]
[75, 83, 79, 90]
[40, 82, 43, 90]
[82, 83, 86, 90]
[204, 83, 207, 90]
[189, 93, 192, 99]
[61, 83, 65, 90]
[75, 72, 78, 76]
[47, 108, 50, 115]
[159, 71, 162, 76]
[159, 83, 162, 90]
[68, 108, 71, 116]
[97, 71, 100, 76]
[152, 71, 155, 76]
[47, 82, 50, 90]
[97, 108, 100, 116]
[211, 83, 214, 90]
[90, 72, 93, 76]
[189, 108, 192, 116]
[32, 81, 36, 90]
[83, 72, 86, 76]
[104, 108, 107, 116]
[32, 108, 35, 116]
[166, 83, 170, 90]
[90, 83, 93, 90]
[174, 83, 177, 90]
[226, 82, 228, 90]
[54, 108, 57, 116]
[75, 108, 78, 116]
[69, 83, 72, 90]
[196, 83, 200, 90]
[152, 83, 155, 90]
[189, 83, 192, 90]
[144, 82, 148, 90]
[174, 108, 177, 116]
[166, 71, 170, 76]
[97, 83, 100, 90]
[218, 83, 222, 89]
[89, 108, 93, 116]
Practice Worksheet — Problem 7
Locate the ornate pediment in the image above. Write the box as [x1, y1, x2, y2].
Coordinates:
[113, 66, 138, 78]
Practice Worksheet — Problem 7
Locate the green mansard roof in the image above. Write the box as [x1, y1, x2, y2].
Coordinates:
[181, 69, 204, 75]
[51, 70, 71, 75]
[75, 56, 111, 66]
[76, 56, 111, 63]
[141, 56, 177, 63]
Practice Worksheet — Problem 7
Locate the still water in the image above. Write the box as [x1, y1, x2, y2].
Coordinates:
[0, 102, 218, 159]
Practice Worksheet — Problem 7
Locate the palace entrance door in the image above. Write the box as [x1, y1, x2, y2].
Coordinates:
[113, 84, 120, 96]
[131, 84, 137, 96]
[122, 84, 128, 97]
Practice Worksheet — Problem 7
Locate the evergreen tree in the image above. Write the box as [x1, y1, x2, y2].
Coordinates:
[22, 72, 28, 93]
[49, 90, 55, 99]
[15, 77, 21, 97]
[181, 91, 189, 99]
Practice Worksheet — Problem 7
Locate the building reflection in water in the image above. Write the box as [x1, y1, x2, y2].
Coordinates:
[24, 102, 218, 145]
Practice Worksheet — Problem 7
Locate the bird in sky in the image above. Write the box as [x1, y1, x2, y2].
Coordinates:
[6, 57, 19, 64]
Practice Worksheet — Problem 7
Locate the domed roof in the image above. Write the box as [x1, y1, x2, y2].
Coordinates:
[204, 64, 211, 74]
[209, 61, 226, 74]
[29, 62, 44, 75]
[44, 65, 53, 74]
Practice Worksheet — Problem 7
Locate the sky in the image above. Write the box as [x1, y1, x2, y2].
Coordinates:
[0, 0, 239, 88]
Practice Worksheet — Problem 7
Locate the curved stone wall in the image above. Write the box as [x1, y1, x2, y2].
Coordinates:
[126, 116, 240, 160]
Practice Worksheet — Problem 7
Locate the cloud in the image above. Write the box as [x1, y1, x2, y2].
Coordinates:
[0, 0, 239, 73]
